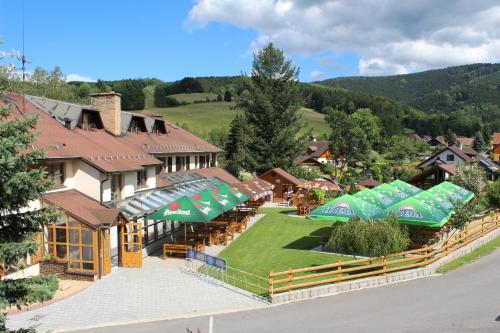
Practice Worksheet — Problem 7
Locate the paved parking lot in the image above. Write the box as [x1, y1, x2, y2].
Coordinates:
[7, 257, 267, 332]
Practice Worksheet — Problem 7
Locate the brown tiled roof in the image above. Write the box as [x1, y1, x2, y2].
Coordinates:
[196, 167, 240, 184]
[259, 167, 303, 186]
[42, 189, 125, 227]
[122, 126, 223, 154]
[141, 110, 163, 118]
[3, 93, 161, 172]
[299, 179, 340, 191]
[457, 137, 474, 147]
[233, 178, 273, 200]
[357, 178, 380, 188]
[437, 164, 457, 175]
[307, 140, 331, 158]
[157, 167, 240, 188]
[492, 133, 500, 145]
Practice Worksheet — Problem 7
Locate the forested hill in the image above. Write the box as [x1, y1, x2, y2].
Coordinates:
[317, 63, 500, 110]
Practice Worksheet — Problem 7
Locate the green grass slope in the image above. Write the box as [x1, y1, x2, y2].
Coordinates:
[145, 102, 330, 137]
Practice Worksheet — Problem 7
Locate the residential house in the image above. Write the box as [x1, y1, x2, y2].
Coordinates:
[258, 168, 303, 202]
[294, 140, 340, 169]
[409, 145, 498, 188]
[492, 133, 500, 162]
[455, 137, 474, 149]
[426, 136, 447, 150]
[1, 92, 239, 280]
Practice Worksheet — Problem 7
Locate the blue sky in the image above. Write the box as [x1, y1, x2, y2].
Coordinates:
[0, 0, 358, 82]
[1, 1, 499, 82]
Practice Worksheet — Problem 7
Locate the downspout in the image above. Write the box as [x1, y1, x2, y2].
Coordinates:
[98, 173, 109, 278]
[100, 172, 109, 204]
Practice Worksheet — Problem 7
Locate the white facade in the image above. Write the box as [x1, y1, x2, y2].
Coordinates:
[419, 148, 467, 169]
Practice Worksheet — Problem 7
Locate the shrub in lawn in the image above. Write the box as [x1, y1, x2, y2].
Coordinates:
[308, 189, 326, 204]
[326, 214, 410, 257]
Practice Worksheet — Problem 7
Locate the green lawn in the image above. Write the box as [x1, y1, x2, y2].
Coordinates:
[436, 235, 500, 273]
[144, 102, 330, 137]
[218, 211, 344, 278]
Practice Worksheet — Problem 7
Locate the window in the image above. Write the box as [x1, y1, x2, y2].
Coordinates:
[156, 157, 166, 173]
[186, 156, 191, 170]
[46, 214, 96, 272]
[167, 157, 173, 173]
[137, 170, 147, 188]
[46, 162, 65, 187]
[446, 154, 455, 161]
[111, 174, 122, 200]
[199, 155, 205, 169]
[176, 156, 185, 171]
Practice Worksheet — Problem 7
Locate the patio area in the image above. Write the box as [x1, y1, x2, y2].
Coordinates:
[7, 258, 268, 332]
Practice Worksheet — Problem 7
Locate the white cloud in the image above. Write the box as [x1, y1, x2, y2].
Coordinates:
[65, 74, 96, 82]
[186, 0, 500, 75]
[309, 70, 325, 80]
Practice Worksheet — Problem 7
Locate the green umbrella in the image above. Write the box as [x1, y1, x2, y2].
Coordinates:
[353, 188, 398, 209]
[307, 194, 384, 222]
[412, 191, 455, 215]
[213, 183, 250, 204]
[431, 181, 474, 203]
[390, 179, 422, 196]
[191, 189, 237, 213]
[145, 196, 221, 222]
[372, 183, 409, 202]
[385, 197, 452, 228]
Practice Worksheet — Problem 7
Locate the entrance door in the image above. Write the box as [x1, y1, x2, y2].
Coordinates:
[101, 229, 112, 275]
[120, 222, 143, 268]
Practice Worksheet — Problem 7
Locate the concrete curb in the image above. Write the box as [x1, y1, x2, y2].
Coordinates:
[271, 226, 500, 304]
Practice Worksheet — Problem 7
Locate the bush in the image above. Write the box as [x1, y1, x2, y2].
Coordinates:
[308, 189, 326, 204]
[484, 180, 500, 209]
[0, 274, 58, 315]
[326, 214, 410, 257]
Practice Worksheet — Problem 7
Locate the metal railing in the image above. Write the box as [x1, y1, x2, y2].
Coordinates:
[185, 258, 270, 302]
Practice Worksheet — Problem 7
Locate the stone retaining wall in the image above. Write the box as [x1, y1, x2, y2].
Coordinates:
[271, 226, 500, 304]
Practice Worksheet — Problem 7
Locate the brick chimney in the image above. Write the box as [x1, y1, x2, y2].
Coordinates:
[90, 92, 122, 136]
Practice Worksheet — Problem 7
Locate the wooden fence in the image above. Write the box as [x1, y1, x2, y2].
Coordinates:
[269, 211, 500, 294]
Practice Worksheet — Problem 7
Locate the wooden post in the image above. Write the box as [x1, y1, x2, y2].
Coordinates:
[338, 257, 342, 281]
[268, 271, 273, 295]
[424, 246, 429, 265]
[288, 267, 292, 292]
[481, 217, 485, 235]
[383, 256, 387, 276]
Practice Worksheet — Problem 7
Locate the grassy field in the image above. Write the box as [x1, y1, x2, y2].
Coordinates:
[144, 102, 330, 137]
[170, 93, 219, 104]
[218, 210, 343, 278]
[436, 235, 500, 274]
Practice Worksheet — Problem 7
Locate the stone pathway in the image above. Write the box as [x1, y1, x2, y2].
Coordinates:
[7, 259, 267, 332]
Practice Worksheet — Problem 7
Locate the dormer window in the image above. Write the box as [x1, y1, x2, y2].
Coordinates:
[129, 117, 147, 133]
[151, 120, 167, 135]
[78, 110, 103, 131]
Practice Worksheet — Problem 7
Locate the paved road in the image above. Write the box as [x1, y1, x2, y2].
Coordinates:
[77, 248, 500, 333]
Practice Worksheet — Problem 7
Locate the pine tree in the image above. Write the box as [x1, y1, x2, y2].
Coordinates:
[472, 131, 486, 152]
[0, 88, 60, 329]
[238, 43, 306, 174]
[225, 113, 255, 178]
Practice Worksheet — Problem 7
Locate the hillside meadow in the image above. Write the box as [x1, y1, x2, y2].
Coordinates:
[143, 101, 331, 137]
